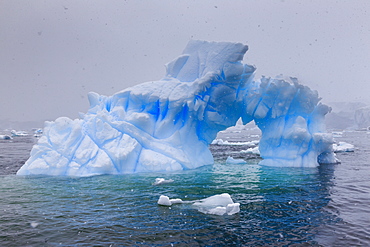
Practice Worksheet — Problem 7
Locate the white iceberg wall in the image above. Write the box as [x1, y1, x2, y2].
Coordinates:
[354, 106, 370, 129]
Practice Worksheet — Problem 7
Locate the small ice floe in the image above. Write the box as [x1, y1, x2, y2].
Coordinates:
[333, 142, 355, 152]
[193, 193, 240, 216]
[152, 178, 174, 186]
[157, 193, 240, 216]
[157, 195, 184, 206]
[332, 131, 343, 138]
[0, 135, 12, 140]
[30, 222, 39, 228]
[212, 139, 232, 145]
[10, 130, 28, 137]
[33, 128, 43, 138]
[211, 139, 259, 147]
[240, 146, 260, 155]
[226, 156, 246, 164]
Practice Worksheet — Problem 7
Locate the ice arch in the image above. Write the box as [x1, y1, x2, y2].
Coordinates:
[17, 40, 337, 176]
[240, 76, 336, 166]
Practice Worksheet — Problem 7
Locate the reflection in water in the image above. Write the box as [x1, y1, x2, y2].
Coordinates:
[315, 132, 370, 246]
[212, 162, 338, 246]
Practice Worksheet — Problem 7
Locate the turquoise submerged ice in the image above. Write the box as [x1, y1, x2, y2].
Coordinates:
[17, 40, 337, 176]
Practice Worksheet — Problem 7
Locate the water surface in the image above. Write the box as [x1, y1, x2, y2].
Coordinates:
[0, 132, 369, 246]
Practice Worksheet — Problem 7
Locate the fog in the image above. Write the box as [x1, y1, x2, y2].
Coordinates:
[1, 0, 369, 127]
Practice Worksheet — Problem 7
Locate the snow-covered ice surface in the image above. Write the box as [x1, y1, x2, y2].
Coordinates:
[17, 40, 336, 176]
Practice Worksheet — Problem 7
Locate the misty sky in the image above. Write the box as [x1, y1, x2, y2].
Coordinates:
[1, 0, 369, 124]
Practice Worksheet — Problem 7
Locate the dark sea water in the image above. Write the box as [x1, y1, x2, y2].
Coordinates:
[0, 131, 369, 246]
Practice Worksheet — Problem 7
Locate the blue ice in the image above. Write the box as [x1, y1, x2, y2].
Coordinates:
[17, 40, 337, 176]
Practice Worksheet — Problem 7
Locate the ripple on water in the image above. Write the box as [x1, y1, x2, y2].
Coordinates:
[1, 132, 370, 245]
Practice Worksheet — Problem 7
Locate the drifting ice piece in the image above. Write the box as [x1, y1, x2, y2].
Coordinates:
[226, 156, 246, 164]
[333, 142, 355, 152]
[17, 40, 336, 176]
[157, 193, 240, 216]
[152, 178, 174, 186]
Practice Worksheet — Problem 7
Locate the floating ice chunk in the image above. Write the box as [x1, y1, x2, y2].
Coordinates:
[333, 142, 355, 152]
[157, 193, 240, 215]
[240, 146, 260, 155]
[157, 195, 172, 206]
[226, 156, 246, 164]
[157, 195, 183, 206]
[11, 130, 28, 137]
[193, 193, 240, 215]
[152, 178, 174, 186]
[30, 222, 39, 228]
[212, 139, 259, 147]
[0, 135, 12, 140]
[332, 131, 343, 138]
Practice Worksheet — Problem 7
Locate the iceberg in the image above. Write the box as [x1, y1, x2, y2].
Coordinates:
[333, 142, 355, 152]
[240, 146, 260, 156]
[0, 134, 12, 140]
[17, 40, 337, 176]
[354, 106, 370, 129]
[11, 130, 29, 137]
[211, 139, 259, 147]
[226, 156, 247, 164]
